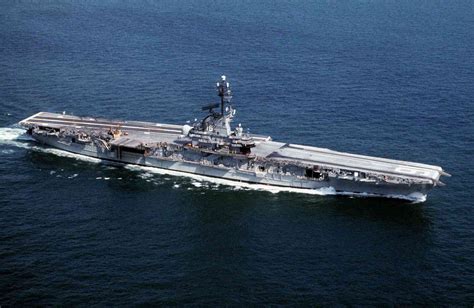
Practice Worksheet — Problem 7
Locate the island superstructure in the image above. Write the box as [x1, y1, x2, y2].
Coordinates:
[19, 76, 449, 201]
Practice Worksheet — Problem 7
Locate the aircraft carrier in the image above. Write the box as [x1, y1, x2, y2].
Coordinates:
[19, 76, 449, 201]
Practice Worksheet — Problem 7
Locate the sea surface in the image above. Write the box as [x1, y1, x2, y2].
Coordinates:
[1, 0, 473, 305]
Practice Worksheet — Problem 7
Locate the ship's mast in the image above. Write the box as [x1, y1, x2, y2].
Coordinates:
[216, 75, 232, 116]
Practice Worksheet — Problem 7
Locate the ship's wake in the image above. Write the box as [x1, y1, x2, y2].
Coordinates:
[0, 126, 426, 203]
[123, 165, 426, 202]
[0, 126, 101, 163]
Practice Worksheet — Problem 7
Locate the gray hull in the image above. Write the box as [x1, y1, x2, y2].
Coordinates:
[32, 134, 431, 200]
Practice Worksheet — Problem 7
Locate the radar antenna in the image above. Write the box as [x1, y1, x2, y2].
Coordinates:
[216, 75, 232, 116]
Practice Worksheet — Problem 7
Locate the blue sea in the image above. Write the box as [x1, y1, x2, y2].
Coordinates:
[1, 0, 473, 305]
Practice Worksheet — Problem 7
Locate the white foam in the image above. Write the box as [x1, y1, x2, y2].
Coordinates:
[38, 148, 102, 163]
[1, 149, 15, 154]
[191, 181, 203, 188]
[0, 127, 102, 164]
[123, 164, 427, 202]
[0, 127, 27, 141]
[124, 164, 340, 196]
[138, 172, 154, 180]
[336, 191, 426, 203]
[0, 127, 34, 151]
[406, 192, 427, 203]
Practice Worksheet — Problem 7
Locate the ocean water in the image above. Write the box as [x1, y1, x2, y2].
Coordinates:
[1, 0, 473, 305]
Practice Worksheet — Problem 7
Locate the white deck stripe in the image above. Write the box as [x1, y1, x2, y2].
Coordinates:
[19, 111, 44, 126]
[25, 118, 182, 133]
